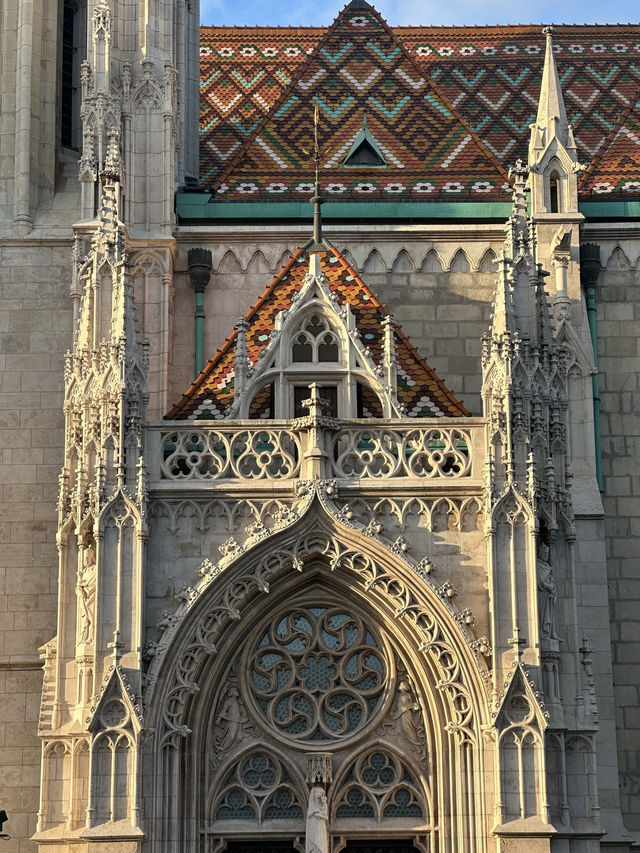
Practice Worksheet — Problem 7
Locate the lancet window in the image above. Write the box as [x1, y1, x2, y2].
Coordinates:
[291, 314, 340, 363]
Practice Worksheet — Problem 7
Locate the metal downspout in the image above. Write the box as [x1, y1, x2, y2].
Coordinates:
[187, 248, 213, 377]
[580, 242, 603, 493]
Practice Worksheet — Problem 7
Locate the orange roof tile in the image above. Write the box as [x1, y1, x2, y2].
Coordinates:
[167, 244, 469, 420]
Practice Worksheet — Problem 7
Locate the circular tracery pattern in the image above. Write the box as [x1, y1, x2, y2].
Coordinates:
[246, 605, 388, 743]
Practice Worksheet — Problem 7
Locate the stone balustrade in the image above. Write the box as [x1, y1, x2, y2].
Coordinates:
[146, 418, 487, 491]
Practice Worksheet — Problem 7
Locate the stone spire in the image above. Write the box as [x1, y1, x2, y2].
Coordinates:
[528, 26, 583, 215]
[530, 26, 572, 156]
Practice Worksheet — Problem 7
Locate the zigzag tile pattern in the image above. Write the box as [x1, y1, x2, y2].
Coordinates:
[167, 247, 469, 420]
[200, 28, 317, 185]
[200, 22, 640, 199]
[581, 98, 640, 193]
[204, 6, 508, 200]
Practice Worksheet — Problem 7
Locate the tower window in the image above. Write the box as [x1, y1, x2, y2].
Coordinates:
[549, 173, 560, 213]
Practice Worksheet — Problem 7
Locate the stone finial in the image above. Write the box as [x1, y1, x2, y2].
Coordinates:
[234, 317, 249, 396]
[187, 248, 213, 293]
[102, 128, 122, 181]
[382, 314, 397, 390]
[507, 158, 529, 219]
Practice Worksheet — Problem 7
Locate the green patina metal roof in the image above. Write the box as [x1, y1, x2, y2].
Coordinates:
[176, 193, 640, 222]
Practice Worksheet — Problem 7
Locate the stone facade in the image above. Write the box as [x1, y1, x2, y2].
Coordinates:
[0, 1, 639, 852]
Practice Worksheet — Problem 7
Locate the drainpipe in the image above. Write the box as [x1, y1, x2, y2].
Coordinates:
[579, 242, 603, 493]
[187, 248, 212, 376]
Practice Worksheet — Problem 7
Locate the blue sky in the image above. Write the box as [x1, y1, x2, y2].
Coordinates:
[200, 0, 638, 27]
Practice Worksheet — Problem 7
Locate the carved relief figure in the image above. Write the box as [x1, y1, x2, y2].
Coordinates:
[213, 685, 246, 755]
[377, 676, 427, 764]
[77, 542, 97, 644]
[537, 543, 559, 640]
[394, 680, 426, 750]
[306, 784, 329, 853]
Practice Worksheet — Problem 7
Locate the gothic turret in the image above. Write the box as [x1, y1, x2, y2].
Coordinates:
[528, 26, 584, 216]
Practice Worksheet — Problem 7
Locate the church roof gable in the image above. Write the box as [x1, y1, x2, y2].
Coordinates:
[199, 23, 640, 201]
[205, 3, 507, 201]
[166, 245, 469, 420]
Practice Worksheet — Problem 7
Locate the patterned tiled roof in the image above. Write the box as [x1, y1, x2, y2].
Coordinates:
[200, 16, 640, 199]
[167, 245, 469, 420]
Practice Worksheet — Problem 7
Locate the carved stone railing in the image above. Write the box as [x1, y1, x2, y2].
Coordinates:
[330, 426, 472, 479]
[147, 419, 485, 489]
[159, 427, 302, 481]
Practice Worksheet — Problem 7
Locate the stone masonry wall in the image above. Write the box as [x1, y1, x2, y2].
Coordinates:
[0, 240, 73, 851]
[168, 234, 502, 418]
[597, 245, 640, 832]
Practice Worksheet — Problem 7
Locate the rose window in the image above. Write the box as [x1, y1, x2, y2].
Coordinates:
[246, 605, 389, 744]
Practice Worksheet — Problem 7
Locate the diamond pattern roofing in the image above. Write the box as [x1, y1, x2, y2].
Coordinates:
[200, 15, 640, 201]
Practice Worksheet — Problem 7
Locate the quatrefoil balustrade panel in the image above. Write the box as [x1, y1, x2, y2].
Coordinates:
[149, 419, 486, 488]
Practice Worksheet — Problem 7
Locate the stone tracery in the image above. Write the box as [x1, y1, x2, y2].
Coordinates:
[246, 605, 389, 744]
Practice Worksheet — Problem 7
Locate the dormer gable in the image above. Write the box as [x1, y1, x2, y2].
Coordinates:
[167, 246, 469, 420]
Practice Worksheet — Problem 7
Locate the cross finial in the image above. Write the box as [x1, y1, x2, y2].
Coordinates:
[306, 104, 326, 255]
[107, 629, 125, 662]
[508, 626, 527, 660]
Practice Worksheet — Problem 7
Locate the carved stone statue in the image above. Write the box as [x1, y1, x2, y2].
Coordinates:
[377, 678, 428, 770]
[77, 542, 97, 644]
[537, 543, 559, 640]
[213, 685, 246, 754]
[306, 784, 329, 853]
[394, 680, 425, 749]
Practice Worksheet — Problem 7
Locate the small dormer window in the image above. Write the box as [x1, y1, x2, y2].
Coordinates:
[291, 314, 339, 363]
[340, 113, 387, 169]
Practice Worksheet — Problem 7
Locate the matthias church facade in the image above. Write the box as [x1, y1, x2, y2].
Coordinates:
[0, 2, 640, 852]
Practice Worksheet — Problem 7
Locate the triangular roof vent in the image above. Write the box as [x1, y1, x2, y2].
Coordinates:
[341, 113, 386, 167]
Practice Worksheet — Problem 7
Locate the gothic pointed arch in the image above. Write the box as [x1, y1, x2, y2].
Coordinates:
[143, 491, 491, 850]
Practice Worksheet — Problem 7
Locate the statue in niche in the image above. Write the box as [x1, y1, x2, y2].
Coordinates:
[77, 542, 97, 644]
[306, 784, 329, 853]
[377, 677, 428, 768]
[537, 542, 559, 640]
[395, 680, 425, 747]
[214, 686, 244, 750]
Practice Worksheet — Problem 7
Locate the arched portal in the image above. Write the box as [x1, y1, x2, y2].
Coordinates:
[144, 513, 491, 853]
